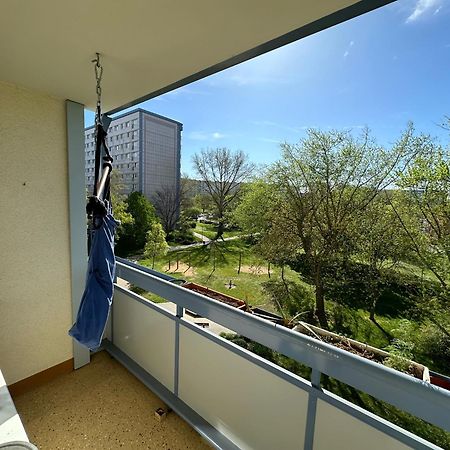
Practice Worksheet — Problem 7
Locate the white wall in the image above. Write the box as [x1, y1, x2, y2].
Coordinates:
[178, 326, 309, 450]
[112, 289, 175, 391]
[0, 80, 73, 384]
[313, 399, 412, 450]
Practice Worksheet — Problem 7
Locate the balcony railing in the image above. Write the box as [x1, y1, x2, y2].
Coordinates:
[107, 257, 450, 450]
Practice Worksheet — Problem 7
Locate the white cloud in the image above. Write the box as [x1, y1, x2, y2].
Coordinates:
[188, 131, 227, 141]
[406, 0, 440, 22]
[343, 40, 355, 59]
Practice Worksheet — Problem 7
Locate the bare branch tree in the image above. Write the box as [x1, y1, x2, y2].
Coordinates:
[192, 148, 255, 239]
[152, 184, 179, 234]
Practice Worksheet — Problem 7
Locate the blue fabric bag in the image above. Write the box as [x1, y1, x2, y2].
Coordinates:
[69, 212, 117, 350]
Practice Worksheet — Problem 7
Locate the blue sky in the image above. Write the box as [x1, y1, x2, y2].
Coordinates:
[85, 0, 450, 177]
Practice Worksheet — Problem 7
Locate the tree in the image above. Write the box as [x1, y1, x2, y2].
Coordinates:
[261, 127, 417, 328]
[233, 180, 276, 236]
[389, 142, 450, 338]
[109, 171, 134, 245]
[394, 145, 450, 288]
[120, 191, 159, 252]
[193, 193, 215, 214]
[354, 195, 412, 331]
[179, 176, 197, 210]
[152, 184, 179, 234]
[192, 148, 255, 239]
[144, 222, 169, 269]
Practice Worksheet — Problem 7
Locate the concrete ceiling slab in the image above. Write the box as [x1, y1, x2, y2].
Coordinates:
[0, 1, 392, 112]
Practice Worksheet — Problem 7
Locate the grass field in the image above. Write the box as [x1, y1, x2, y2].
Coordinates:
[139, 238, 295, 309]
[139, 238, 422, 352]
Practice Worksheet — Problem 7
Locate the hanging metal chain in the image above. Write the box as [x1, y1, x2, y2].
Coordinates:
[92, 53, 103, 126]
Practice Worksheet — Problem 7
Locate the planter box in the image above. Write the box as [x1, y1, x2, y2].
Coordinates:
[182, 282, 248, 310]
[293, 322, 430, 382]
[181, 282, 440, 385]
[182, 282, 285, 324]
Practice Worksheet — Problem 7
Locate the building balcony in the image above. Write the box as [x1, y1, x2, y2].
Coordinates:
[2, 2, 450, 449]
[9, 258, 448, 449]
[13, 351, 210, 450]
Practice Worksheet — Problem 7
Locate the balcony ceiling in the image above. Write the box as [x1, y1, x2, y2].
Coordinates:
[1, 0, 387, 112]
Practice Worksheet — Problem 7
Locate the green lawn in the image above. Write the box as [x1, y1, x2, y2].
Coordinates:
[138, 238, 428, 353]
[140, 238, 294, 311]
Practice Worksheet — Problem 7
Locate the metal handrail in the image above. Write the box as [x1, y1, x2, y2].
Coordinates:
[115, 258, 450, 432]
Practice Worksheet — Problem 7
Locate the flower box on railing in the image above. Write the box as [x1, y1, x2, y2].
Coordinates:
[293, 322, 430, 382]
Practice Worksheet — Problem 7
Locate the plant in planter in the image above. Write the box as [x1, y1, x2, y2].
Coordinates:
[294, 322, 430, 381]
[384, 338, 415, 374]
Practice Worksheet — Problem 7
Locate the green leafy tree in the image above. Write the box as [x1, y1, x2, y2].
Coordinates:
[395, 146, 450, 287]
[120, 191, 158, 253]
[261, 127, 417, 328]
[233, 180, 276, 236]
[390, 142, 450, 338]
[109, 171, 134, 244]
[354, 195, 412, 330]
[193, 193, 215, 214]
[144, 222, 169, 269]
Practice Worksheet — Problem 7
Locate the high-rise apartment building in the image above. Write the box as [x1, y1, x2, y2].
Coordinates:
[85, 109, 182, 201]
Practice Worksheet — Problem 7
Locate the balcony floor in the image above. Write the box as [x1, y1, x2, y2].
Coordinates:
[14, 351, 211, 449]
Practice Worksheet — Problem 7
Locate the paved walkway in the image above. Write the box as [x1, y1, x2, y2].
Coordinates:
[192, 231, 211, 243]
[168, 233, 253, 252]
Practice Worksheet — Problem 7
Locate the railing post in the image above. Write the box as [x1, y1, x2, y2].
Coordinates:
[304, 369, 321, 450]
[174, 305, 183, 396]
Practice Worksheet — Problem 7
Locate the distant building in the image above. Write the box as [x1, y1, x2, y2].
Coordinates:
[85, 108, 182, 201]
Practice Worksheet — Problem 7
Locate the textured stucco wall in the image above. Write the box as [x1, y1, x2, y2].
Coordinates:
[0, 80, 73, 384]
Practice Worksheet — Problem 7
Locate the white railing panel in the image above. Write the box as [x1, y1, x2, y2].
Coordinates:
[115, 259, 450, 433]
[313, 399, 411, 450]
[178, 325, 308, 450]
[112, 289, 175, 392]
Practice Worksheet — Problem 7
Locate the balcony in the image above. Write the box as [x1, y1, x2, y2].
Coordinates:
[13, 257, 448, 449]
[2, 2, 450, 449]
[13, 351, 210, 450]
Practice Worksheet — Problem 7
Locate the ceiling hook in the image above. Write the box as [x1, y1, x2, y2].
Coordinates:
[92, 52, 101, 67]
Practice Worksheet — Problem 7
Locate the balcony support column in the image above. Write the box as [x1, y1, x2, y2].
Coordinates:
[304, 369, 321, 450]
[174, 305, 183, 396]
[66, 100, 90, 369]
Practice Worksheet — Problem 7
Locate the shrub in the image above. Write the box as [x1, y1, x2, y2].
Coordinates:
[262, 279, 315, 322]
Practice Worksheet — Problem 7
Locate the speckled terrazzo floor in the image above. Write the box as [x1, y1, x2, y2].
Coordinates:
[14, 352, 211, 449]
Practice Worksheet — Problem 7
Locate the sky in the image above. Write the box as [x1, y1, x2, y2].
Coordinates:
[85, 0, 450, 177]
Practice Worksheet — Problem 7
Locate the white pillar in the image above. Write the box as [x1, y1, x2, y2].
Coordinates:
[66, 100, 90, 369]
